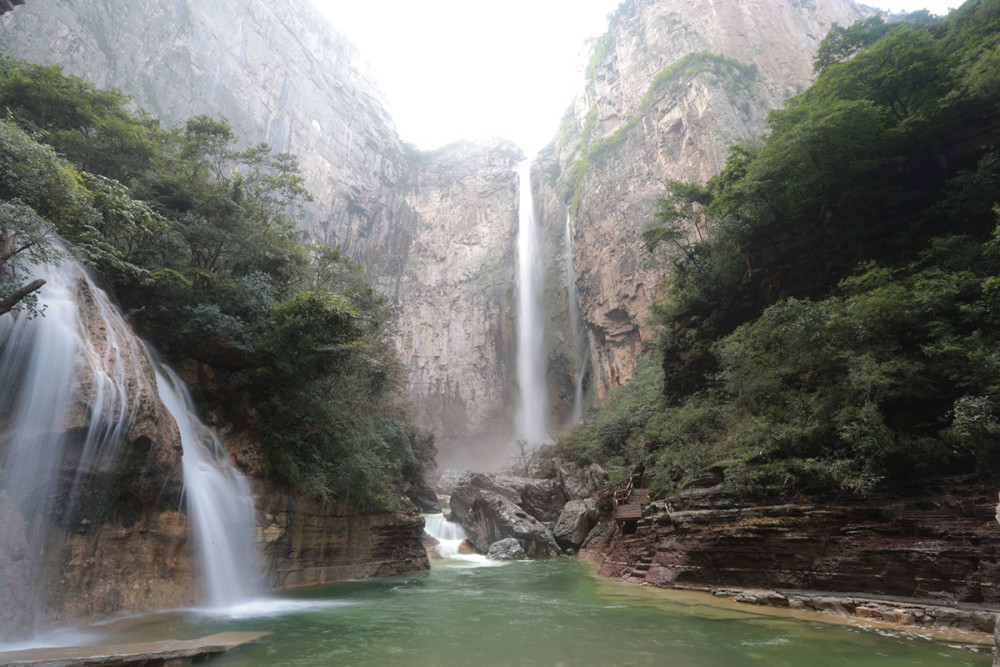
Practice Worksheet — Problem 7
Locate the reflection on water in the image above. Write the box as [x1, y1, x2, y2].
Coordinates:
[11, 560, 992, 666]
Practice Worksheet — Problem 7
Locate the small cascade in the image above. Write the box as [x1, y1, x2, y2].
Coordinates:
[423, 513, 469, 558]
[563, 208, 588, 426]
[514, 160, 549, 445]
[154, 364, 259, 607]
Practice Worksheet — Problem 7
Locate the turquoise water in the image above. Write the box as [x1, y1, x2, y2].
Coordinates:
[101, 560, 990, 666]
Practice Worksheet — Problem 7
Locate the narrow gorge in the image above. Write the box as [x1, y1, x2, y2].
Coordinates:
[2, 0, 1000, 664]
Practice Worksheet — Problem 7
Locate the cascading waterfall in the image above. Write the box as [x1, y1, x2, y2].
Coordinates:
[0, 256, 258, 637]
[563, 209, 588, 426]
[423, 513, 469, 559]
[154, 364, 259, 607]
[514, 160, 549, 444]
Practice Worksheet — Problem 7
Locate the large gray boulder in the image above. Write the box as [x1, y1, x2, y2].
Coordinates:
[527, 457, 609, 500]
[468, 491, 560, 559]
[487, 537, 527, 560]
[449, 472, 568, 525]
[553, 498, 598, 551]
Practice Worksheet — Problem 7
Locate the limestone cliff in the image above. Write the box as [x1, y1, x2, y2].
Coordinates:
[0, 0, 405, 250]
[0, 0, 520, 447]
[383, 141, 523, 461]
[537, 0, 870, 400]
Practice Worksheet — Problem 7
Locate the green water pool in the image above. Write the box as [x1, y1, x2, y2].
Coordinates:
[97, 559, 993, 666]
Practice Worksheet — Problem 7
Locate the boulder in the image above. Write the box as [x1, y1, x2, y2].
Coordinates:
[527, 457, 558, 480]
[467, 491, 560, 559]
[449, 472, 567, 526]
[553, 499, 598, 551]
[436, 470, 471, 496]
[487, 537, 527, 560]
[526, 457, 610, 500]
[449, 473, 524, 526]
[519, 479, 568, 523]
[554, 459, 609, 500]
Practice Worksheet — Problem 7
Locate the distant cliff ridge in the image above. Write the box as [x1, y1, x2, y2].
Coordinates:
[0, 0, 869, 452]
[0, 0, 520, 447]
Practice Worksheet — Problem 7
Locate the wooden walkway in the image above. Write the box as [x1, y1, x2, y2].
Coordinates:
[600, 476, 650, 524]
[0, 631, 269, 666]
[612, 487, 650, 522]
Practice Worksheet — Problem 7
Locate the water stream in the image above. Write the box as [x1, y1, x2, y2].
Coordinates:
[514, 159, 549, 445]
[154, 364, 259, 607]
[563, 208, 587, 426]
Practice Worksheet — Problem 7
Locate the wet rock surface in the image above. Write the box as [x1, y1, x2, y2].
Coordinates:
[256, 491, 429, 589]
[487, 537, 528, 561]
[553, 499, 598, 551]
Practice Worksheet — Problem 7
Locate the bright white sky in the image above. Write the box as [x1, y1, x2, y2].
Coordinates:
[309, 0, 961, 154]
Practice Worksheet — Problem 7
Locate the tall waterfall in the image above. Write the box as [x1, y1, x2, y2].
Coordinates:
[155, 365, 258, 607]
[0, 257, 258, 636]
[514, 160, 549, 444]
[564, 209, 587, 426]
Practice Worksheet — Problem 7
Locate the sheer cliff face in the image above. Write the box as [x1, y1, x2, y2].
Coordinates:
[0, 0, 407, 251]
[1, 0, 872, 445]
[384, 142, 522, 456]
[539, 0, 869, 399]
[0, 0, 521, 444]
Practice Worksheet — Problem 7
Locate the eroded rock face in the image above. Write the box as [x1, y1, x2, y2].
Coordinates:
[467, 491, 560, 559]
[386, 142, 522, 449]
[0, 269, 192, 639]
[255, 492, 429, 588]
[0, 0, 406, 247]
[583, 478, 1000, 604]
[0, 3, 524, 450]
[528, 457, 609, 500]
[537, 0, 870, 400]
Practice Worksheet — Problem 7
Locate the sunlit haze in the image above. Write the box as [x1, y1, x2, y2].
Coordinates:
[310, 0, 961, 154]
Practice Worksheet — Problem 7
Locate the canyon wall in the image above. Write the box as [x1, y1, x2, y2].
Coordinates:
[538, 0, 870, 401]
[382, 141, 522, 463]
[0, 0, 519, 449]
[1, 0, 875, 449]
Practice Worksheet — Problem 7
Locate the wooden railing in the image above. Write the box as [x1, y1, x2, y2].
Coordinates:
[599, 476, 635, 506]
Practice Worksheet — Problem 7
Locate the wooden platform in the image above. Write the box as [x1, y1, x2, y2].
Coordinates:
[0, 631, 269, 666]
[612, 488, 650, 522]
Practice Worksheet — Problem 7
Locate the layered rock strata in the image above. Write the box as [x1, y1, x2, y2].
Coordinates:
[256, 493, 429, 589]
[537, 0, 869, 400]
[581, 478, 1000, 619]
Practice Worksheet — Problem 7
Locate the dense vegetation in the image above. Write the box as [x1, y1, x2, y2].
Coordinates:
[554, 1, 1000, 498]
[0, 55, 431, 507]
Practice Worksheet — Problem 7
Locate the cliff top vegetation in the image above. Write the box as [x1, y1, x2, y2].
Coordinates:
[0, 55, 432, 508]
[553, 0, 1000, 499]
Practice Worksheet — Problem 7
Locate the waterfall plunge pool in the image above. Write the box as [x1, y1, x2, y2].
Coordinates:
[25, 559, 989, 666]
